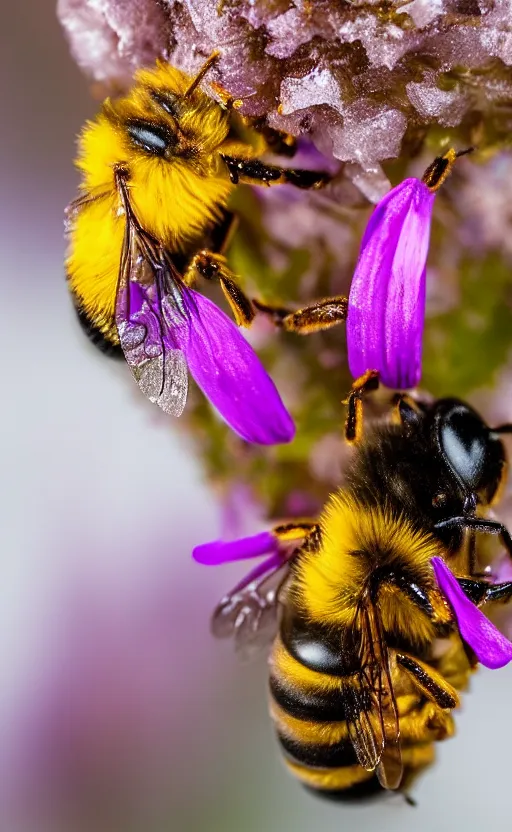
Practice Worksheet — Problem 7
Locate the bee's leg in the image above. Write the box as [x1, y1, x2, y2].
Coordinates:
[402, 792, 418, 808]
[249, 120, 298, 158]
[391, 393, 425, 428]
[434, 516, 512, 562]
[273, 521, 321, 552]
[184, 249, 255, 326]
[253, 297, 348, 335]
[396, 654, 460, 710]
[221, 154, 330, 190]
[343, 370, 380, 445]
[457, 577, 512, 606]
[492, 422, 512, 434]
[208, 80, 243, 111]
[209, 209, 239, 256]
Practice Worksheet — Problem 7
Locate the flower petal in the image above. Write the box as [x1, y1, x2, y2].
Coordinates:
[347, 178, 435, 389]
[192, 531, 277, 565]
[432, 557, 512, 670]
[167, 287, 295, 445]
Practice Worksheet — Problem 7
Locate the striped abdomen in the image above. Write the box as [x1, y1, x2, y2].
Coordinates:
[269, 608, 457, 800]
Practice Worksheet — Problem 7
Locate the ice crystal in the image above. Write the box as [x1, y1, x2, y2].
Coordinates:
[59, 0, 512, 180]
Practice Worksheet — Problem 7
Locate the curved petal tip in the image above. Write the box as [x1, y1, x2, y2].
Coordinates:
[432, 557, 512, 670]
[170, 289, 296, 445]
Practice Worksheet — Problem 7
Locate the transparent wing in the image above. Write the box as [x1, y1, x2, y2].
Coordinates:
[114, 180, 188, 417]
[212, 560, 291, 663]
[343, 598, 403, 790]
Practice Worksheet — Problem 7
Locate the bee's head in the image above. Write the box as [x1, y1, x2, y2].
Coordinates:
[432, 399, 507, 510]
[103, 61, 231, 172]
[77, 61, 231, 183]
[76, 60, 236, 244]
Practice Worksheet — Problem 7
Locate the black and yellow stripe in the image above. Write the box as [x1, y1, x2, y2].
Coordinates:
[269, 607, 460, 800]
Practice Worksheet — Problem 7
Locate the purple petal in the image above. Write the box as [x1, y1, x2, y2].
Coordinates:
[347, 178, 435, 389]
[228, 551, 284, 595]
[193, 531, 278, 565]
[166, 287, 295, 445]
[432, 557, 512, 670]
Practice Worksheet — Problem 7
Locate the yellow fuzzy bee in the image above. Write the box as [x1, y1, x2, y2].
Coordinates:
[64, 53, 336, 439]
[196, 374, 512, 799]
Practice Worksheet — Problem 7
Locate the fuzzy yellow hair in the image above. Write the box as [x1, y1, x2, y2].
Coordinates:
[293, 490, 449, 644]
[66, 61, 262, 339]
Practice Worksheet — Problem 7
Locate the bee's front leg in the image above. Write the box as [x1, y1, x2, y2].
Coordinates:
[184, 249, 255, 327]
[253, 297, 348, 335]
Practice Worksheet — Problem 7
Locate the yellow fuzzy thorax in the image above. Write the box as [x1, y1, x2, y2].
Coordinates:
[293, 491, 450, 644]
[66, 61, 264, 335]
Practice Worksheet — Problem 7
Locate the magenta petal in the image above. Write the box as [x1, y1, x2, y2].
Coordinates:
[167, 288, 295, 445]
[347, 178, 435, 390]
[432, 557, 512, 670]
[193, 531, 277, 565]
[228, 552, 284, 595]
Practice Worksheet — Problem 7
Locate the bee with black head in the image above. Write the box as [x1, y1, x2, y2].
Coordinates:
[195, 371, 512, 800]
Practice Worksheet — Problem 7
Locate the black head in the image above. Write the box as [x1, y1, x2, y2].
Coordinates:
[432, 398, 506, 508]
[347, 395, 508, 538]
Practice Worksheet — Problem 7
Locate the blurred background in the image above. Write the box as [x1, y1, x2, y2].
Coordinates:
[2, 2, 512, 831]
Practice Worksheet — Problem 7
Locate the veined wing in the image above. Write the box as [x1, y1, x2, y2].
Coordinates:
[211, 532, 309, 663]
[114, 173, 188, 417]
[343, 596, 403, 790]
[213, 564, 291, 663]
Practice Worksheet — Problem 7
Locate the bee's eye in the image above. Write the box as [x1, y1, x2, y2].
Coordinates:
[150, 90, 182, 119]
[439, 406, 488, 489]
[126, 120, 175, 157]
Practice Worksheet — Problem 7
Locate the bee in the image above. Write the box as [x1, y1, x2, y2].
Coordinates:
[65, 53, 331, 416]
[200, 371, 512, 800]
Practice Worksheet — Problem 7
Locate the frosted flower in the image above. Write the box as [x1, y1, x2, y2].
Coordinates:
[58, 0, 512, 518]
[59, 0, 512, 183]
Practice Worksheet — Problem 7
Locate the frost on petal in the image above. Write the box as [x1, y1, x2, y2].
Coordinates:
[432, 557, 512, 670]
[347, 178, 435, 389]
[168, 288, 295, 445]
[193, 531, 277, 565]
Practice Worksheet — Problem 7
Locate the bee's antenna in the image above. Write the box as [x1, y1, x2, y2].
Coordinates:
[493, 423, 512, 434]
[184, 51, 221, 98]
[455, 147, 475, 158]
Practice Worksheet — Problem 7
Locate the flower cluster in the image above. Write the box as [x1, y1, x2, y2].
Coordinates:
[59, 0, 512, 517]
[59, 0, 512, 680]
[59, 0, 512, 187]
